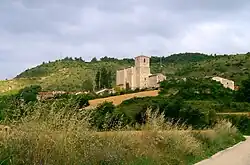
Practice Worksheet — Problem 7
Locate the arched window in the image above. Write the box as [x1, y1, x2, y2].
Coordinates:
[144, 59, 146, 63]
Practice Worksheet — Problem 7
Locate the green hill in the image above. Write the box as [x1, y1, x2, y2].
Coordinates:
[1, 52, 250, 94]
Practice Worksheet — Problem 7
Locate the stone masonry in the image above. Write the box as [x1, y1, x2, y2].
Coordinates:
[116, 55, 166, 90]
[212, 76, 235, 90]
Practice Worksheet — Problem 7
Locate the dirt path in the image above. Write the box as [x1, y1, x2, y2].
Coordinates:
[195, 136, 250, 165]
[86, 90, 159, 109]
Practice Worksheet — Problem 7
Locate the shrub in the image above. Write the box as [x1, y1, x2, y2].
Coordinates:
[159, 77, 234, 102]
[90, 102, 116, 130]
[217, 114, 250, 135]
[117, 96, 217, 129]
[0, 107, 244, 165]
[18, 85, 42, 103]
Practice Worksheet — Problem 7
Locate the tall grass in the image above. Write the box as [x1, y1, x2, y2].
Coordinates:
[0, 105, 245, 165]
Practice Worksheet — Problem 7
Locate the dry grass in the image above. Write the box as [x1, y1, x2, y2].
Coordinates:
[0, 108, 244, 165]
[87, 90, 159, 109]
[216, 112, 250, 118]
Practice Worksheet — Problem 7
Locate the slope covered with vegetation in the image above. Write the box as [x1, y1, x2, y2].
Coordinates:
[1, 52, 250, 94]
[0, 77, 247, 164]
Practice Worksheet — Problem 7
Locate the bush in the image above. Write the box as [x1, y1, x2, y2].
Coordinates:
[90, 102, 116, 130]
[117, 96, 216, 129]
[235, 76, 250, 102]
[0, 107, 244, 165]
[70, 94, 90, 109]
[217, 114, 250, 135]
[18, 85, 42, 103]
[159, 78, 234, 102]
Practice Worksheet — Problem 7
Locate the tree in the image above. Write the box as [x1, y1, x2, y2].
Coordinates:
[18, 85, 42, 103]
[235, 76, 250, 102]
[107, 71, 112, 88]
[95, 68, 112, 90]
[91, 57, 98, 62]
[90, 102, 115, 130]
[73, 94, 90, 109]
[95, 70, 101, 90]
[79, 57, 84, 62]
[82, 79, 93, 92]
[100, 67, 108, 89]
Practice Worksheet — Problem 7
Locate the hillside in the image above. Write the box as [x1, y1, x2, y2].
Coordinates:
[1, 52, 250, 94]
[0, 59, 131, 93]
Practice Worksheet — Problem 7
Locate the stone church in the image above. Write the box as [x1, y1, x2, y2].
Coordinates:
[116, 55, 166, 90]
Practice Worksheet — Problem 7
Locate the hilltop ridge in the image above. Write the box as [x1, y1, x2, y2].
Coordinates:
[1, 52, 250, 94]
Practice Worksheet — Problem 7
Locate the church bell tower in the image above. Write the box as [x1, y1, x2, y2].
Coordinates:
[135, 55, 150, 89]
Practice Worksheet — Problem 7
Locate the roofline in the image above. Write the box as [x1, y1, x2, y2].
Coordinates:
[135, 55, 150, 59]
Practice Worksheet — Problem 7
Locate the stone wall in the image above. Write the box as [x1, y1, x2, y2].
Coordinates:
[148, 73, 166, 88]
[116, 55, 165, 90]
[116, 69, 125, 88]
[212, 76, 235, 90]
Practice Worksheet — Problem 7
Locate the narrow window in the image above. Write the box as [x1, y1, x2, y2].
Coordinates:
[144, 59, 146, 63]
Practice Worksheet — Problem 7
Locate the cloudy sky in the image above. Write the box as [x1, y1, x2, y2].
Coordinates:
[1, 0, 250, 79]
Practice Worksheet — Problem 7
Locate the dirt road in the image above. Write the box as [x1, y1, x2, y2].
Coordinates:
[195, 136, 250, 165]
[85, 90, 159, 109]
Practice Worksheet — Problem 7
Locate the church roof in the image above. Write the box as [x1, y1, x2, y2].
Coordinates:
[135, 55, 150, 59]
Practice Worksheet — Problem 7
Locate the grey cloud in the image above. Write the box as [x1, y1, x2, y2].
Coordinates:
[141, 0, 250, 11]
[1, 0, 250, 79]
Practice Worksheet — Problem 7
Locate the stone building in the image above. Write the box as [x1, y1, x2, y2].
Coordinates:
[212, 76, 235, 90]
[116, 55, 166, 90]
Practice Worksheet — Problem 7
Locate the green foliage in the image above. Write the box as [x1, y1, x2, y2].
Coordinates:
[2, 53, 250, 136]
[217, 114, 250, 135]
[90, 102, 116, 130]
[82, 79, 94, 92]
[116, 96, 216, 129]
[70, 94, 91, 109]
[10, 58, 132, 92]
[159, 77, 234, 102]
[235, 75, 250, 102]
[184, 100, 250, 113]
[151, 52, 213, 64]
[95, 70, 101, 90]
[95, 67, 112, 90]
[100, 56, 119, 62]
[91, 57, 98, 62]
[2, 52, 250, 93]
[0, 94, 27, 121]
[0, 85, 94, 122]
[18, 85, 42, 103]
[0, 107, 244, 165]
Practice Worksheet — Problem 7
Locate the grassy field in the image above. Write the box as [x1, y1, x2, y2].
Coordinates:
[0, 107, 245, 165]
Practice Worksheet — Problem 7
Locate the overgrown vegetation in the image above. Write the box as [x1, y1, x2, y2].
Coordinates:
[0, 107, 245, 165]
[95, 67, 112, 90]
[1, 53, 250, 164]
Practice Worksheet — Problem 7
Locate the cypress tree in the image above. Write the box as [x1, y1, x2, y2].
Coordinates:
[95, 70, 101, 90]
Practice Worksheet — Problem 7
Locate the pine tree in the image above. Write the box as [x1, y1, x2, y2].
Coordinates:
[91, 57, 98, 62]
